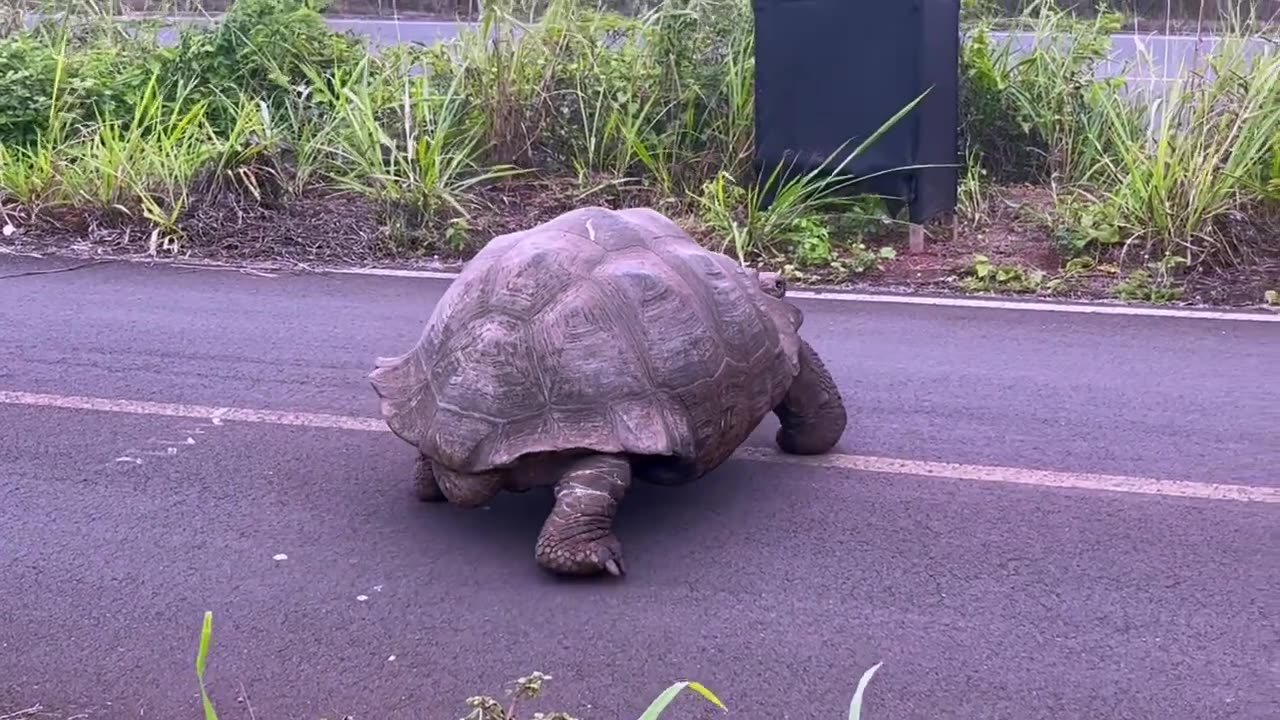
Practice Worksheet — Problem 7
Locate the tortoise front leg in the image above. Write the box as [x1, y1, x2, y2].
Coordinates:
[534, 454, 631, 578]
[773, 338, 848, 455]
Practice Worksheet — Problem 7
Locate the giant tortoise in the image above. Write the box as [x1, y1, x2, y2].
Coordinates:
[369, 206, 847, 578]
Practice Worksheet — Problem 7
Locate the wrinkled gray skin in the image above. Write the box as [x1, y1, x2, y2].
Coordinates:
[370, 206, 847, 579]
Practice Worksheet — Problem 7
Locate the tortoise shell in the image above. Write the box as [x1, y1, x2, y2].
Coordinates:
[370, 206, 803, 477]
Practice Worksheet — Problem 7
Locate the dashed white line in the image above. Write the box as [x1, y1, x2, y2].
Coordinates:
[0, 390, 385, 432]
[3, 389, 1276, 505]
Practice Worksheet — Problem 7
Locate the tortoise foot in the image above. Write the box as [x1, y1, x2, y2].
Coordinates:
[534, 453, 631, 578]
[535, 532, 626, 577]
[773, 338, 847, 455]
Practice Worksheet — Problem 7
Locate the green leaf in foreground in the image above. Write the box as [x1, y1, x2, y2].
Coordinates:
[196, 610, 219, 720]
[847, 661, 883, 720]
[637, 680, 727, 719]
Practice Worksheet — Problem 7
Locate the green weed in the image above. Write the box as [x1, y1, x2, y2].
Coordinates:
[961, 253, 1048, 294]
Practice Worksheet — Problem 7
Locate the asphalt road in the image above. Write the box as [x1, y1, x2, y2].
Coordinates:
[1, 253, 1277, 719]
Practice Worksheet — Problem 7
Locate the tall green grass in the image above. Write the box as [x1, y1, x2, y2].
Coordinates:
[1, 0, 916, 264]
[960, 0, 1280, 273]
[1068, 41, 1280, 267]
[1, 0, 1277, 287]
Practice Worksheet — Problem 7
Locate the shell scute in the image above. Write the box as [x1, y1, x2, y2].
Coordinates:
[426, 406, 495, 470]
[486, 229, 603, 317]
[533, 279, 654, 409]
[430, 312, 546, 427]
[590, 250, 729, 393]
[607, 397, 692, 457]
[654, 243, 776, 365]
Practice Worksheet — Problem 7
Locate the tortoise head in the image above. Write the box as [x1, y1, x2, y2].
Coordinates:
[755, 270, 787, 299]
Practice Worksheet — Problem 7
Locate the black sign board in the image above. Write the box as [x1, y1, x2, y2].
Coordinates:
[752, 0, 959, 224]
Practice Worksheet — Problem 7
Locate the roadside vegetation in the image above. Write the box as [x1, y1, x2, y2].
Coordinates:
[0, 0, 1277, 306]
[192, 610, 884, 719]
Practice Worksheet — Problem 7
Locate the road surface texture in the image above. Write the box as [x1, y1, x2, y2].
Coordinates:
[1, 254, 1277, 720]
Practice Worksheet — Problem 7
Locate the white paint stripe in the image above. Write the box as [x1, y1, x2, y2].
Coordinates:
[778, 289, 1280, 321]
[3, 390, 1275, 505]
[0, 390, 384, 433]
[6, 251, 1278, 321]
[734, 447, 1274, 504]
[324, 264, 1280, 322]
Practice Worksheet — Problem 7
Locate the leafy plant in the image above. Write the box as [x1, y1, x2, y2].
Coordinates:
[321, 56, 523, 219]
[961, 253, 1047, 293]
[0, 21, 157, 146]
[161, 0, 368, 130]
[1111, 269, 1184, 303]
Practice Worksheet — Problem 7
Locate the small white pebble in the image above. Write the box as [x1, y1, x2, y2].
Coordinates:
[356, 595, 369, 602]
[387, 655, 397, 662]
[373, 585, 383, 592]
[273, 553, 288, 561]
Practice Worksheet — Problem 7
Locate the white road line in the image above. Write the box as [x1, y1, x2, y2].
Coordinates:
[778, 289, 1280, 321]
[3, 389, 1276, 504]
[324, 264, 1280, 322]
[734, 448, 1273, 504]
[8, 238, 1279, 323]
[0, 390, 386, 433]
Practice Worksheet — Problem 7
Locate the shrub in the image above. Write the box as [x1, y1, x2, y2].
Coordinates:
[0, 23, 158, 146]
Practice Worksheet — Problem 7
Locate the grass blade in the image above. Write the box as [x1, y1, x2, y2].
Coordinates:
[195, 610, 219, 720]
[636, 680, 727, 719]
[847, 661, 883, 720]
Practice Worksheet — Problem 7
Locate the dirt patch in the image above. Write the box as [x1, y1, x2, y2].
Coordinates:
[5, 189, 390, 266]
[873, 185, 1063, 287]
[1182, 241, 1280, 307]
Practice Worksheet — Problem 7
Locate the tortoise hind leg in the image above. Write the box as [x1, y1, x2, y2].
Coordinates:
[773, 338, 848, 455]
[413, 454, 446, 502]
[534, 454, 631, 578]
[431, 461, 503, 509]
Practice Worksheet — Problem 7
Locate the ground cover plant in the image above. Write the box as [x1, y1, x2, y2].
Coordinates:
[0, 0, 1277, 306]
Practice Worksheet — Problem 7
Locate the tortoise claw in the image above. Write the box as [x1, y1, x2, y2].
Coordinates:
[535, 532, 627, 578]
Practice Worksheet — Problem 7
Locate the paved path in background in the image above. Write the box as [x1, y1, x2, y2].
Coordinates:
[22, 12, 1277, 81]
[1, 255, 1277, 719]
